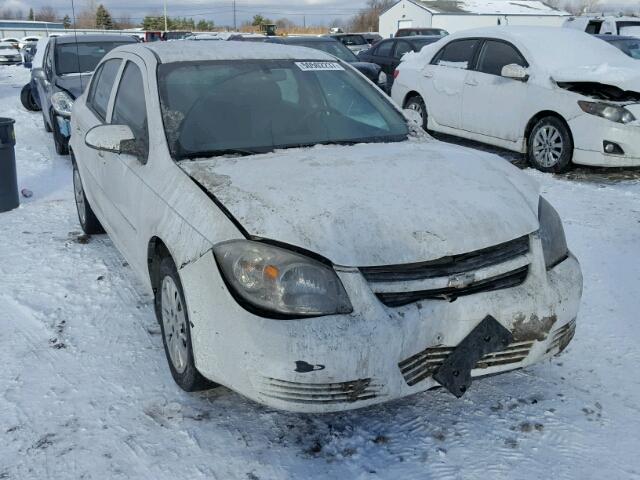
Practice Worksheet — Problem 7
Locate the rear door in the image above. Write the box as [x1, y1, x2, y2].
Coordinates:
[461, 39, 529, 142]
[421, 38, 480, 130]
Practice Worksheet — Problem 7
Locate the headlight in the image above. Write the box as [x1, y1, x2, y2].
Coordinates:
[213, 240, 353, 318]
[538, 197, 568, 269]
[51, 91, 74, 116]
[578, 100, 635, 124]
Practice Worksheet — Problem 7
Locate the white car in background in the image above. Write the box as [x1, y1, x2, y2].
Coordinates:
[0, 42, 22, 64]
[69, 41, 582, 412]
[564, 15, 640, 38]
[392, 27, 640, 172]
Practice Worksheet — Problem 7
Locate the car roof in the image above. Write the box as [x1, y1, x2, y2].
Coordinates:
[54, 34, 138, 45]
[138, 40, 335, 63]
[279, 36, 338, 44]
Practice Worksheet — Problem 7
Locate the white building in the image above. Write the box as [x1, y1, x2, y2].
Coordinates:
[379, 0, 571, 38]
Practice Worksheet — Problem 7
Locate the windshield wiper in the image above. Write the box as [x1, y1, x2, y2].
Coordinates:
[178, 148, 260, 160]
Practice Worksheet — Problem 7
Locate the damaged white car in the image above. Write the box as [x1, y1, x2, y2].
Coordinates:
[392, 27, 640, 172]
[69, 41, 582, 412]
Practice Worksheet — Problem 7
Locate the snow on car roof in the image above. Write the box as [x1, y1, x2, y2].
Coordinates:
[431, 26, 635, 68]
[412, 0, 568, 15]
[142, 40, 335, 63]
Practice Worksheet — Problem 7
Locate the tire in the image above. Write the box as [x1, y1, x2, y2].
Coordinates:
[527, 116, 573, 173]
[20, 84, 40, 111]
[72, 161, 104, 235]
[155, 256, 212, 392]
[43, 110, 52, 132]
[405, 95, 428, 131]
[51, 111, 70, 155]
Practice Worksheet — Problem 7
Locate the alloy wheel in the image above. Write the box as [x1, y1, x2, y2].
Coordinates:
[532, 125, 564, 168]
[161, 276, 189, 374]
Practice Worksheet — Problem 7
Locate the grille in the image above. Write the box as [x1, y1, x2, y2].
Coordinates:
[376, 266, 529, 307]
[259, 378, 382, 405]
[360, 235, 530, 283]
[399, 340, 534, 387]
[546, 319, 577, 354]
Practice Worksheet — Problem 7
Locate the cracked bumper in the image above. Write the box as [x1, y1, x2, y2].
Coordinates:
[179, 246, 582, 413]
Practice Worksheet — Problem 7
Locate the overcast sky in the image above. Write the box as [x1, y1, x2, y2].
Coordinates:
[1, 0, 638, 27]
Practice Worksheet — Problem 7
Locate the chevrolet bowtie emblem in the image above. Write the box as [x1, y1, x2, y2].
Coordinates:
[447, 273, 476, 289]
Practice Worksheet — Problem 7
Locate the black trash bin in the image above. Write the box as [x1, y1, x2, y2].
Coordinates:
[0, 118, 19, 213]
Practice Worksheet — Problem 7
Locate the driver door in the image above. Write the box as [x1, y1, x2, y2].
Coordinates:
[100, 57, 151, 276]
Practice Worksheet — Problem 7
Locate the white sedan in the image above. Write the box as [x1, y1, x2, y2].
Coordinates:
[392, 27, 640, 172]
[70, 41, 582, 412]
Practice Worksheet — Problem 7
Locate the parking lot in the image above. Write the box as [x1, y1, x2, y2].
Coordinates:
[1, 62, 640, 479]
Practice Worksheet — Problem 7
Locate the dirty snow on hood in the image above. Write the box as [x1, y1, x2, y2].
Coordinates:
[180, 140, 539, 267]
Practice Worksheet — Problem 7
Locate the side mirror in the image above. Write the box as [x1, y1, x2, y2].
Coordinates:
[32, 68, 45, 80]
[85, 124, 137, 155]
[501, 64, 529, 82]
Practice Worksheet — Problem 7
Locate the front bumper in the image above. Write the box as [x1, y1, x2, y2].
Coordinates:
[179, 241, 582, 413]
[569, 111, 640, 167]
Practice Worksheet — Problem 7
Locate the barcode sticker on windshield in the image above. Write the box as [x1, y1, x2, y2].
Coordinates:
[295, 62, 345, 71]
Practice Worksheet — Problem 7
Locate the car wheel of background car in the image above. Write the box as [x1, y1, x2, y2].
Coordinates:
[20, 84, 40, 112]
[51, 110, 69, 155]
[405, 95, 428, 131]
[156, 256, 213, 392]
[528, 116, 573, 173]
[72, 160, 104, 235]
[42, 110, 52, 133]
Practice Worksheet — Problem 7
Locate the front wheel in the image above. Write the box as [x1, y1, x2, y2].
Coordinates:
[527, 116, 573, 173]
[405, 95, 428, 131]
[156, 256, 212, 392]
[72, 162, 104, 235]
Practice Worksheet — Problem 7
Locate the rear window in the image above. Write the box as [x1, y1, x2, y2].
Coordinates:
[337, 35, 367, 46]
[290, 41, 357, 62]
[54, 41, 131, 75]
[432, 39, 480, 69]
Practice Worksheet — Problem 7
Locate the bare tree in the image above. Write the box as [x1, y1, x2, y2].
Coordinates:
[36, 6, 58, 22]
[76, 0, 98, 28]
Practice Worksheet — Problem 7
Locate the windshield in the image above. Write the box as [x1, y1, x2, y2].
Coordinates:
[158, 60, 408, 160]
[338, 35, 367, 46]
[0, 45, 13, 51]
[610, 39, 640, 59]
[54, 42, 131, 75]
[289, 41, 358, 62]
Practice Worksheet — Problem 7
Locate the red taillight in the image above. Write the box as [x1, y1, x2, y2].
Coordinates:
[393, 69, 400, 79]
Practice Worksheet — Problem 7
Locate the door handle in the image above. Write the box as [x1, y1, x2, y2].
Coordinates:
[465, 79, 478, 86]
[98, 151, 104, 158]
[423, 71, 433, 78]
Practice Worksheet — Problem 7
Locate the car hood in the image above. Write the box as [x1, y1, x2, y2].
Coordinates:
[551, 64, 640, 93]
[56, 73, 93, 99]
[179, 140, 540, 267]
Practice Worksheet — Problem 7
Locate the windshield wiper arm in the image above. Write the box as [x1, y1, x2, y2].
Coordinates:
[179, 148, 259, 160]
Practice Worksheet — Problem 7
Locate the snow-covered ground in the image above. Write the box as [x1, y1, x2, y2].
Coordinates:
[1, 65, 640, 480]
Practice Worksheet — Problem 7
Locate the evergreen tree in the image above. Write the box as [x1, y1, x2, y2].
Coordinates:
[28, 8, 34, 21]
[62, 15, 72, 29]
[95, 4, 114, 30]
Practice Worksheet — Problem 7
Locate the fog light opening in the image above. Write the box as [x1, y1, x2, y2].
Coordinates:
[603, 141, 624, 155]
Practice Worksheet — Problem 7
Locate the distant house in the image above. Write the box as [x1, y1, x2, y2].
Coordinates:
[379, 0, 571, 38]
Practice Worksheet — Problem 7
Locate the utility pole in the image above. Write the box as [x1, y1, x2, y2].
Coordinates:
[303, 15, 306, 29]
[163, 0, 168, 32]
[233, 0, 237, 31]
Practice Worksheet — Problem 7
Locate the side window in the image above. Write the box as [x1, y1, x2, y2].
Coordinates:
[112, 62, 149, 162]
[476, 40, 527, 76]
[432, 39, 479, 69]
[88, 59, 121, 121]
[375, 40, 393, 57]
[394, 41, 413, 59]
[586, 21, 602, 34]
